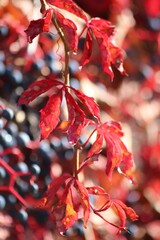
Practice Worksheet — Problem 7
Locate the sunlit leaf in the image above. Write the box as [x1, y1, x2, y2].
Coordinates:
[46, 0, 88, 21]
[40, 90, 62, 139]
[111, 199, 138, 228]
[75, 180, 90, 228]
[55, 11, 78, 52]
[18, 79, 54, 105]
[65, 90, 85, 144]
[80, 30, 92, 66]
[70, 87, 101, 121]
[62, 187, 78, 230]
[87, 133, 103, 157]
[85, 121, 134, 181]
[25, 8, 53, 43]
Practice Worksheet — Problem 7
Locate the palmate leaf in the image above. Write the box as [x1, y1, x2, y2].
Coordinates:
[74, 179, 90, 228]
[25, 8, 53, 43]
[55, 11, 78, 52]
[111, 199, 138, 229]
[79, 30, 92, 66]
[18, 79, 55, 105]
[70, 86, 101, 122]
[40, 174, 70, 210]
[80, 18, 125, 80]
[38, 175, 90, 231]
[39, 90, 62, 139]
[19, 77, 100, 141]
[65, 90, 85, 144]
[61, 187, 78, 230]
[86, 120, 134, 182]
[46, 0, 88, 22]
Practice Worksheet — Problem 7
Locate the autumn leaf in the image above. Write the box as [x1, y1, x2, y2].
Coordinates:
[85, 120, 134, 182]
[87, 133, 103, 157]
[55, 11, 78, 52]
[65, 90, 85, 144]
[80, 18, 125, 80]
[79, 30, 92, 66]
[38, 175, 90, 231]
[46, 0, 88, 22]
[111, 199, 138, 228]
[25, 8, 53, 43]
[61, 186, 78, 231]
[70, 86, 101, 122]
[109, 43, 126, 75]
[39, 174, 70, 210]
[74, 180, 90, 228]
[40, 90, 62, 139]
[18, 79, 55, 105]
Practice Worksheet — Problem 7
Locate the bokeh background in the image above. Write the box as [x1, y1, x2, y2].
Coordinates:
[0, 0, 160, 239]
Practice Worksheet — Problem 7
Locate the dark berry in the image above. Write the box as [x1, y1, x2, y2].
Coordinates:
[70, 78, 80, 89]
[17, 209, 28, 223]
[31, 209, 49, 224]
[2, 108, 14, 120]
[29, 182, 39, 196]
[15, 179, 29, 194]
[0, 166, 6, 179]
[30, 164, 41, 175]
[0, 130, 15, 148]
[0, 195, 6, 209]
[10, 69, 23, 85]
[0, 119, 4, 129]
[0, 62, 5, 76]
[44, 51, 55, 63]
[50, 137, 61, 150]
[16, 162, 29, 173]
[0, 51, 5, 61]
[0, 26, 9, 37]
[69, 59, 79, 75]
[4, 133, 15, 148]
[32, 59, 45, 71]
[16, 132, 30, 146]
[7, 194, 17, 205]
[5, 122, 18, 136]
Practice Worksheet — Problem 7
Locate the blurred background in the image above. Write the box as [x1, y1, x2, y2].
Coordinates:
[0, 0, 160, 239]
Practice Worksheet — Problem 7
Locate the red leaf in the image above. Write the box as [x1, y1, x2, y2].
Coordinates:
[25, 8, 53, 43]
[111, 199, 138, 228]
[61, 187, 78, 230]
[87, 185, 109, 196]
[70, 87, 101, 121]
[86, 121, 134, 181]
[55, 11, 78, 52]
[89, 18, 114, 37]
[118, 141, 134, 182]
[87, 186, 111, 212]
[87, 133, 103, 157]
[75, 180, 90, 228]
[77, 155, 99, 174]
[80, 30, 92, 66]
[46, 0, 88, 22]
[109, 43, 126, 75]
[81, 18, 125, 80]
[112, 200, 126, 229]
[18, 79, 54, 105]
[39, 90, 62, 139]
[97, 37, 114, 80]
[38, 174, 70, 209]
[65, 90, 85, 144]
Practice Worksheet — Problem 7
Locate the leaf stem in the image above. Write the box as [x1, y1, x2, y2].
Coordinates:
[39, 0, 49, 13]
[73, 145, 80, 178]
[39, 0, 70, 87]
[52, 12, 70, 88]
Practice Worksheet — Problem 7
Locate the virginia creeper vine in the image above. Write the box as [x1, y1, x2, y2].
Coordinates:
[17, 0, 138, 235]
